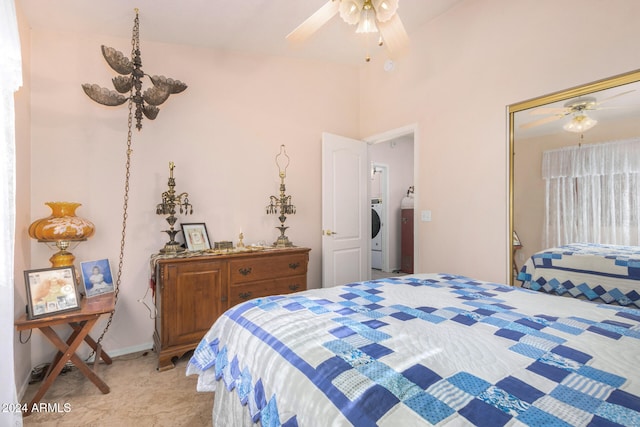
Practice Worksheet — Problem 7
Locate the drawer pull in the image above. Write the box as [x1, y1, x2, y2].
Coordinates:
[288, 284, 300, 291]
[289, 262, 300, 270]
[238, 267, 252, 276]
[239, 292, 252, 300]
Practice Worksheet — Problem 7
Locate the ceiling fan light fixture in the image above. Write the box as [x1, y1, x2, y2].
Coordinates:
[356, 4, 378, 33]
[563, 113, 598, 133]
[288, 0, 408, 60]
[339, 0, 362, 25]
[372, 0, 399, 22]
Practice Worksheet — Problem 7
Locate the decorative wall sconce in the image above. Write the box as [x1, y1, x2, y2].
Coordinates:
[28, 202, 95, 267]
[266, 145, 296, 248]
[81, 9, 187, 131]
[156, 162, 193, 253]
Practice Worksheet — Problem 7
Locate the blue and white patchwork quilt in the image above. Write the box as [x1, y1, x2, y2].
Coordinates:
[187, 273, 640, 426]
[518, 243, 640, 308]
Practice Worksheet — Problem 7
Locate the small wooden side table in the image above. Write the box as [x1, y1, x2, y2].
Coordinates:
[15, 293, 115, 416]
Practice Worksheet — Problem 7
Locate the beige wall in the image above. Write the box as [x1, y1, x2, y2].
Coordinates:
[15, 0, 640, 376]
[358, 0, 640, 281]
[24, 31, 359, 365]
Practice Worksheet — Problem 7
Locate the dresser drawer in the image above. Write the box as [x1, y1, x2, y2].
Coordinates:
[229, 275, 306, 306]
[229, 253, 308, 284]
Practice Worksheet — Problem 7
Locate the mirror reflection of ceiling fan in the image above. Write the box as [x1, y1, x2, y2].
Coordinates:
[287, 0, 409, 61]
[520, 89, 635, 133]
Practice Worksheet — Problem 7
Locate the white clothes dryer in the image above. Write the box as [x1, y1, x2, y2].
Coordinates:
[371, 199, 383, 269]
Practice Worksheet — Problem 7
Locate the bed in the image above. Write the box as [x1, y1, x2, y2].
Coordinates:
[186, 273, 640, 426]
[517, 243, 640, 308]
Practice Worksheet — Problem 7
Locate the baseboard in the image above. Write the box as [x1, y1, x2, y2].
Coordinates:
[17, 374, 30, 401]
[86, 341, 154, 363]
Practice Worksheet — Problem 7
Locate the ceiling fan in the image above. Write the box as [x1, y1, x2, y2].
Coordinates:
[287, 0, 409, 60]
[520, 89, 635, 132]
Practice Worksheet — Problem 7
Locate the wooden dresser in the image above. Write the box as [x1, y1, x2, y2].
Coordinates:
[153, 247, 310, 371]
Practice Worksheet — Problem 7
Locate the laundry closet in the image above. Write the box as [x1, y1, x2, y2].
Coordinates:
[369, 135, 414, 275]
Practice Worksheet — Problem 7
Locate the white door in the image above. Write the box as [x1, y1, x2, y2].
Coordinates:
[322, 132, 369, 287]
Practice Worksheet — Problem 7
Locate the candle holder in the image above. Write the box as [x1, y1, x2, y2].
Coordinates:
[266, 145, 296, 248]
[156, 162, 193, 253]
[237, 232, 246, 250]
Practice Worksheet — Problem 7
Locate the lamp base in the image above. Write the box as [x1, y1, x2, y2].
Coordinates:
[159, 228, 185, 254]
[49, 251, 75, 268]
[273, 236, 294, 248]
[273, 225, 294, 248]
[159, 242, 185, 254]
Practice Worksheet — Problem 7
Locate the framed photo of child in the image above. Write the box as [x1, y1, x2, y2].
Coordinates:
[24, 266, 81, 319]
[80, 258, 115, 298]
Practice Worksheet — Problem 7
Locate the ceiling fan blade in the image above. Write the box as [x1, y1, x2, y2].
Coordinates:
[529, 107, 570, 116]
[595, 89, 635, 106]
[520, 114, 564, 129]
[286, 1, 340, 44]
[378, 14, 409, 54]
[596, 104, 640, 110]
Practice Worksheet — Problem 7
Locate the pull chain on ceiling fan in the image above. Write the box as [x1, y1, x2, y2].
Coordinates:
[287, 0, 409, 61]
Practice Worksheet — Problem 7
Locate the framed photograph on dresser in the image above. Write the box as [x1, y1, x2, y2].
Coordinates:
[24, 266, 81, 319]
[181, 223, 211, 251]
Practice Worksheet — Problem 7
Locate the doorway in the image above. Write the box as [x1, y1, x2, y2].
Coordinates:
[367, 130, 415, 277]
[321, 126, 417, 287]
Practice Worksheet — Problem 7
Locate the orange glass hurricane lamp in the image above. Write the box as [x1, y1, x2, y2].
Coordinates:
[28, 202, 95, 267]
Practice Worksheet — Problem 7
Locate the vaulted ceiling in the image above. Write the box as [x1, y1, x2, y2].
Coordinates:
[18, 0, 463, 65]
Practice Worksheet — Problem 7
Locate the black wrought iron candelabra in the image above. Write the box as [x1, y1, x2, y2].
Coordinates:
[266, 145, 296, 248]
[156, 162, 193, 253]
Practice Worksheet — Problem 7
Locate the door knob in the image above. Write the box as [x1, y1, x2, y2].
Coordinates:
[323, 229, 337, 236]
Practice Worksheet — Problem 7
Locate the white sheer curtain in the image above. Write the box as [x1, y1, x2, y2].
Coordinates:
[1, 0, 23, 425]
[543, 138, 640, 248]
